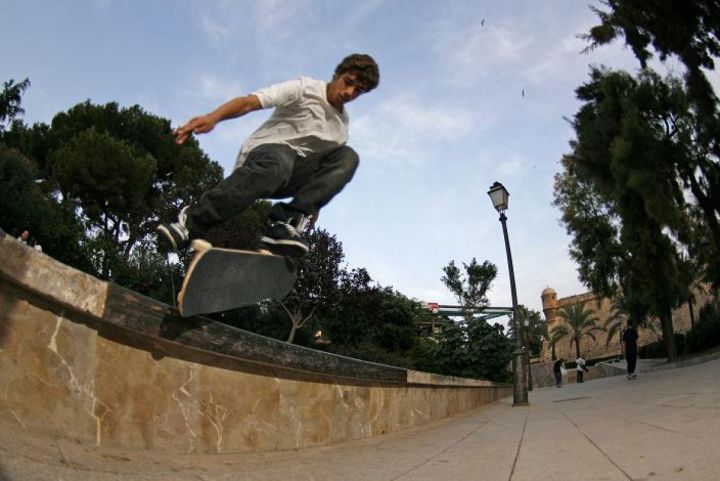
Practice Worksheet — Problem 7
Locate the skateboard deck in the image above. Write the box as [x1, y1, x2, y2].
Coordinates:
[177, 242, 297, 317]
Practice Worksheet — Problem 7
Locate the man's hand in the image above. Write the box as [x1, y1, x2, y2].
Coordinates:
[173, 95, 262, 145]
[173, 115, 218, 144]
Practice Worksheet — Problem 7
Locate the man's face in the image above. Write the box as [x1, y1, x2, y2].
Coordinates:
[327, 72, 367, 110]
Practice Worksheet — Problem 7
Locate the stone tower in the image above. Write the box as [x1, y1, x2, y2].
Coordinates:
[541, 287, 558, 324]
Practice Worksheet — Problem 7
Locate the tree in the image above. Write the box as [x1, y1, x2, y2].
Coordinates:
[3, 100, 223, 284]
[555, 303, 605, 359]
[584, 2, 720, 284]
[0, 78, 30, 132]
[584, 0, 720, 124]
[321, 267, 420, 366]
[553, 68, 707, 360]
[509, 305, 546, 357]
[441, 258, 497, 320]
[50, 128, 157, 275]
[417, 317, 513, 382]
[280, 227, 345, 344]
[547, 324, 568, 361]
[603, 294, 661, 357]
[677, 254, 709, 330]
[0, 144, 91, 271]
[429, 257, 513, 381]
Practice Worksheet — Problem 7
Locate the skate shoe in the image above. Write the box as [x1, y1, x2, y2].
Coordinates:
[156, 206, 191, 251]
[261, 220, 309, 257]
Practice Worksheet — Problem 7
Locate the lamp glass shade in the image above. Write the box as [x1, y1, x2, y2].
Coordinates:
[487, 182, 509, 212]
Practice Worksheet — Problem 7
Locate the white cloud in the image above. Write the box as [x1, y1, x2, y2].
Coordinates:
[380, 94, 478, 139]
[193, 0, 319, 48]
[435, 22, 532, 86]
[349, 93, 484, 169]
[255, 0, 316, 32]
[198, 75, 246, 103]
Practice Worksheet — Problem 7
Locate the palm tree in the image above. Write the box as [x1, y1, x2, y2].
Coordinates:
[548, 324, 569, 361]
[604, 295, 661, 356]
[556, 303, 604, 359]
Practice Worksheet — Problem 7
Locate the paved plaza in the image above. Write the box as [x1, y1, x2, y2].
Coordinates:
[2, 356, 719, 481]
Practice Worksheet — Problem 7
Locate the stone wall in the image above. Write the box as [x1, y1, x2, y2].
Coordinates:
[539, 287, 711, 363]
[0, 232, 511, 454]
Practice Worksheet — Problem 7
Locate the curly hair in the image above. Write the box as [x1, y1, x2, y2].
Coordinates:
[334, 53, 379, 92]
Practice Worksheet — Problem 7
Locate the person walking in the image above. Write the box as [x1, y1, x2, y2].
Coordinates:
[553, 358, 565, 387]
[623, 322, 639, 380]
[157, 54, 380, 257]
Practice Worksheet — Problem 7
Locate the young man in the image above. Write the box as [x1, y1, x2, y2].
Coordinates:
[157, 54, 379, 257]
[553, 358, 565, 387]
[575, 355, 587, 383]
[623, 323, 639, 380]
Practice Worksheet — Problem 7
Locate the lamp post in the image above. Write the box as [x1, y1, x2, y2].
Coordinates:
[487, 181, 529, 406]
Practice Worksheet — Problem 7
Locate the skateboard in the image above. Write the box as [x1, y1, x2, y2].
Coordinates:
[177, 240, 297, 317]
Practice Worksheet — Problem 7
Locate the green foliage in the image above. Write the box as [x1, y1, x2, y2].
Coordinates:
[323, 268, 419, 351]
[268, 227, 348, 344]
[428, 256, 513, 380]
[510, 305, 546, 357]
[0, 144, 92, 271]
[441, 258, 497, 320]
[0, 144, 46, 233]
[1, 99, 223, 296]
[553, 68, 714, 360]
[212, 303, 318, 346]
[584, 2, 720, 287]
[7, 100, 223, 242]
[415, 319, 512, 382]
[584, 0, 720, 119]
[326, 341, 417, 369]
[554, 303, 604, 359]
[205, 201, 271, 250]
[50, 128, 157, 255]
[109, 242, 183, 306]
[685, 301, 720, 354]
[0, 78, 30, 131]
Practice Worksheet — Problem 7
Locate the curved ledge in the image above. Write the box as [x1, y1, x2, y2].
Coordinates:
[0, 230, 511, 453]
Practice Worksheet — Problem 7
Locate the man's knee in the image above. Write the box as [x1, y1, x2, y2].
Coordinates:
[330, 145, 360, 177]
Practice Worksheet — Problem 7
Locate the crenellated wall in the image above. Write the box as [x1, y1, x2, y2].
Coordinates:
[0, 231, 511, 454]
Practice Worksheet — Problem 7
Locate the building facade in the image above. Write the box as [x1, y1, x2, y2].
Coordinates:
[539, 286, 710, 363]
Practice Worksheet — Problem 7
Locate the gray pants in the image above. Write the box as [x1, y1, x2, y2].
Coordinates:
[187, 144, 359, 236]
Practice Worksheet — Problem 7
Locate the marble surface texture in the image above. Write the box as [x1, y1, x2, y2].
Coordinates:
[0, 232, 511, 454]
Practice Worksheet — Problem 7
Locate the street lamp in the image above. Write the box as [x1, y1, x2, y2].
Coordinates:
[487, 181, 529, 406]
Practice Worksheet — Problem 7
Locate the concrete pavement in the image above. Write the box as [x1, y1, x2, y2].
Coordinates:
[2, 356, 720, 481]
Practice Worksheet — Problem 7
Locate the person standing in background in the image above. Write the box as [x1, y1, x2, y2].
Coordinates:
[623, 322, 639, 380]
[576, 355, 588, 383]
[553, 358, 565, 387]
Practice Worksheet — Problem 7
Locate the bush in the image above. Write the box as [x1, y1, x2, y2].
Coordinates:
[639, 333, 687, 358]
[324, 341, 416, 369]
[685, 301, 720, 353]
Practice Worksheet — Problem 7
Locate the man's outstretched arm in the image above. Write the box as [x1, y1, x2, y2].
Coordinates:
[174, 94, 263, 144]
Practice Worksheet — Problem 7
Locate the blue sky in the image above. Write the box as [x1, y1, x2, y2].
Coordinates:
[2, 0, 674, 315]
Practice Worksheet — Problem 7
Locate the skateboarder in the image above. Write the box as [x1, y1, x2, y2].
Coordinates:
[157, 53, 380, 257]
[623, 322, 639, 380]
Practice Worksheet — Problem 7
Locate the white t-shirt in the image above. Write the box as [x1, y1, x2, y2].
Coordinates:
[234, 76, 350, 170]
[576, 357, 586, 371]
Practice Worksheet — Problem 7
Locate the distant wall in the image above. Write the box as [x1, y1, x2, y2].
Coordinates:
[0, 232, 511, 454]
[540, 289, 711, 363]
